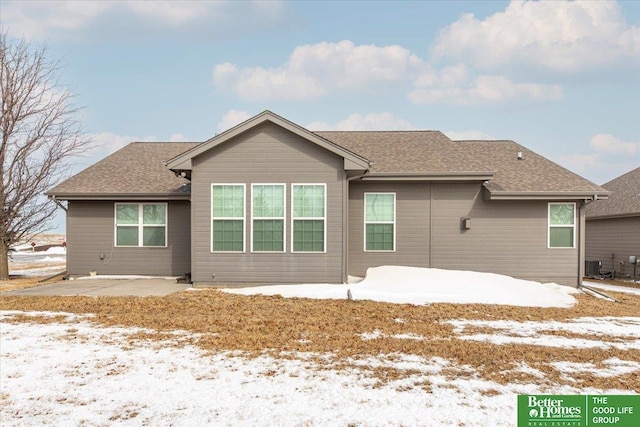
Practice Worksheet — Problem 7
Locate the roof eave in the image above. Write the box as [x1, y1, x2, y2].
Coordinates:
[359, 172, 495, 182]
[586, 212, 640, 220]
[486, 190, 611, 201]
[47, 193, 191, 201]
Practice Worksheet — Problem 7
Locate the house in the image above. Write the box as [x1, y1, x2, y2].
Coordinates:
[585, 167, 640, 278]
[47, 111, 608, 287]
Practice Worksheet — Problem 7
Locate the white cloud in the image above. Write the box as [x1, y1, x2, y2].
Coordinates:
[1, 0, 290, 41]
[432, 0, 640, 72]
[557, 134, 640, 184]
[213, 40, 566, 105]
[212, 40, 426, 101]
[89, 132, 155, 156]
[409, 74, 562, 105]
[1, 1, 109, 39]
[306, 113, 415, 131]
[82, 131, 193, 161]
[590, 134, 640, 155]
[444, 130, 496, 141]
[217, 110, 253, 132]
[125, 1, 214, 27]
[169, 133, 188, 142]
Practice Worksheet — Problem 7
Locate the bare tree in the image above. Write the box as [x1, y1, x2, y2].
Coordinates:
[0, 32, 89, 280]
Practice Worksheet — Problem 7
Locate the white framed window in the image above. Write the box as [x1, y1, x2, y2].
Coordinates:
[364, 193, 395, 251]
[291, 184, 326, 253]
[115, 203, 167, 247]
[548, 202, 575, 248]
[211, 184, 246, 252]
[252, 184, 286, 252]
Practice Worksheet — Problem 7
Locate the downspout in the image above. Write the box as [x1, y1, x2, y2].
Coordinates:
[49, 195, 67, 212]
[343, 170, 370, 283]
[577, 197, 595, 288]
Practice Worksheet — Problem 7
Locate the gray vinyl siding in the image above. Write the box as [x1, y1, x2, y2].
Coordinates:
[190, 121, 345, 285]
[349, 182, 580, 286]
[349, 182, 430, 276]
[430, 184, 579, 286]
[585, 216, 640, 277]
[66, 200, 190, 276]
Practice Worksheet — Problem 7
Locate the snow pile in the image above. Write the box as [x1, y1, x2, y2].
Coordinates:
[223, 266, 578, 308]
[44, 246, 66, 254]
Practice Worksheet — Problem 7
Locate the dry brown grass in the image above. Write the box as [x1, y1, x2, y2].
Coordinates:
[0, 274, 64, 292]
[1, 286, 639, 392]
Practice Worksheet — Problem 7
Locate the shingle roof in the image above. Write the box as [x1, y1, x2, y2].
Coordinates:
[315, 131, 604, 194]
[50, 127, 605, 199]
[585, 167, 640, 219]
[47, 142, 199, 198]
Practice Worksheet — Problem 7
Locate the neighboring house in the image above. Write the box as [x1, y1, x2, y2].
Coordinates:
[585, 167, 640, 278]
[47, 111, 608, 286]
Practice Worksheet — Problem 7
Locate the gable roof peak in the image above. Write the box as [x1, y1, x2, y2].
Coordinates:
[165, 110, 370, 172]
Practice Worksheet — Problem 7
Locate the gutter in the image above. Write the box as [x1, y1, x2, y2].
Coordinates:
[44, 193, 191, 201]
[486, 190, 611, 201]
[360, 172, 494, 182]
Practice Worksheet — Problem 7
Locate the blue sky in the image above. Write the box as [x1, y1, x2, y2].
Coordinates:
[2, 0, 639, 233]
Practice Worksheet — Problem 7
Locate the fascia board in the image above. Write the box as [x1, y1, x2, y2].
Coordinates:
[486, 191, 611, 201]
[586, 213, 640, 220]
[360, 172, 495, 182]
[47, 193, 191, 201]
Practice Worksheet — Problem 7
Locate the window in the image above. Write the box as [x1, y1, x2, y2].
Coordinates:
[364, 193, 395, 251]
[115, 203, 167, 247]
[548, 203, 575, 248]
[212, 184, 245, 252]
[252, 184, 285, 252]
[292, 184, 326, 252]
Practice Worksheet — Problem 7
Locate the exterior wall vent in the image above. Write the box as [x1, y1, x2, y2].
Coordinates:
[461, 217, 471, 230]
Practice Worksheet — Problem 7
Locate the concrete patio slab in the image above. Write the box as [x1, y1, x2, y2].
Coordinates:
[2, 279, 190, 297]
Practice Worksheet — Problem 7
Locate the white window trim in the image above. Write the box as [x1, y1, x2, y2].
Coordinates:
[547, 202, 576, 249]
[251, 183, 286, 253]
[211, 183, 246, 253]
[114, 203, 168, 248]
[364, 192, 396, 252]
[291, 183, 327, 253]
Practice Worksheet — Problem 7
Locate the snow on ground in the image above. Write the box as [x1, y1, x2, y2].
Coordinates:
[12, 234, 66, 251]
[584, 281, 640, 296]
[12, 246, 67, 255]
[224, 266, 579, 308]
[445, 317, 640, 351]
[1, 311, 634, 427]
[76, 275, 178, 281]
[8, 244, 66, 277]
[6, 265, 66, 277]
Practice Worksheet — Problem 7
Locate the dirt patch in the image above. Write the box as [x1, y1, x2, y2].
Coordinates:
[1, 289, 639, 391]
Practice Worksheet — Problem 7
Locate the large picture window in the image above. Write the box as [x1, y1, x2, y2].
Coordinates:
[252, 184, 285, 252]
[548, 203, 575, 248]
[364, 193, 395, 251]
[292, 184, 326, 252]
[212, 184, 245, 252]
[115, 203, 167, 247]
